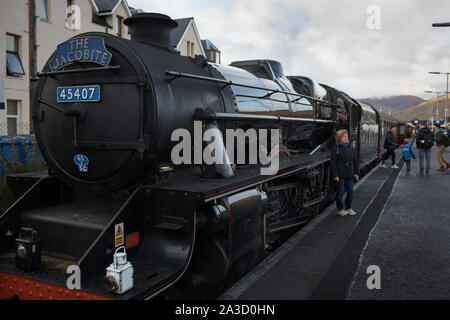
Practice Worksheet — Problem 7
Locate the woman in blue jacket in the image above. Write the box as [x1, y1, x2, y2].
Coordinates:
[330, 129, 360, 216]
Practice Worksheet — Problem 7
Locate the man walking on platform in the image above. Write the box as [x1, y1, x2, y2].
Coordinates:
[416, 122, 434, 177]
[380, 126, 399, 169]
[435, 124, 450, 172]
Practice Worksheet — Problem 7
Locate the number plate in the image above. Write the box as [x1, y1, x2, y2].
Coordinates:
[57, 85, 100, 103]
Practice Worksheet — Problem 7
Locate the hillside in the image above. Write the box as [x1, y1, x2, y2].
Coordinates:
[360, 95, 425, 113]
[393, 94, 450, 122]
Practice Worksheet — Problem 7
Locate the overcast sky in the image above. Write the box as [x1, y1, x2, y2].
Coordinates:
[127, 0, 450, 99]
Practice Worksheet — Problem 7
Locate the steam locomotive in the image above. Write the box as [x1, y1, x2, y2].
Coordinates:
[0, 13, 405, 300]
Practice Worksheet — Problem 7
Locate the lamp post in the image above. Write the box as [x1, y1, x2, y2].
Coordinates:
[429, 72, 449, 123]
[431, 21, 450, 123]
[424, 91, 443, 126]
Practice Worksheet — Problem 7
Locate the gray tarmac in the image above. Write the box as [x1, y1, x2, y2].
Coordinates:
[348, 146, 450, 299]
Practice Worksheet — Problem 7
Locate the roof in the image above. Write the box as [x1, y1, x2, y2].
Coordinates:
[91, 0, 131, 16]
[129, 6, 144, 15]
[171, 18, 194, 47]
[93, 0, 119, 13]
[201, 39, 220, 52]
[92, 13, 112, 28]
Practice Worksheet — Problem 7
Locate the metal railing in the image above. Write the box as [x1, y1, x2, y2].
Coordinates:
[0, 122, 31, 137]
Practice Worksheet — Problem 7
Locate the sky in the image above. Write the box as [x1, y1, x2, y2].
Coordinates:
[127, 0, 450, 99]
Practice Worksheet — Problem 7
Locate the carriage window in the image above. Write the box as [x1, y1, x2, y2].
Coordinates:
[399, 126, 405, 135]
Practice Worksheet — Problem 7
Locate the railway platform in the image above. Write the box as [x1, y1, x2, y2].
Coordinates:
[220, 147, 450, 300]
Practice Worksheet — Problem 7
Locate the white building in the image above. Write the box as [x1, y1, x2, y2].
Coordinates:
[171, 17, 206, 58]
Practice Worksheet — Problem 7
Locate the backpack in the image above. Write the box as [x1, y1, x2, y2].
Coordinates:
[443, 132, 450, 147]
[418, 130, 434, 149]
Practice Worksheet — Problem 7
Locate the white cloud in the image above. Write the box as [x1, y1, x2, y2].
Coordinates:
[127, 0, 450, 99]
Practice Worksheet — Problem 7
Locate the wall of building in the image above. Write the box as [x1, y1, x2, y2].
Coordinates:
[105, 1, 131, 40]
[37, 0, 130, 72]
[177, 23, 205, 58]
[0, 0, 30, 134]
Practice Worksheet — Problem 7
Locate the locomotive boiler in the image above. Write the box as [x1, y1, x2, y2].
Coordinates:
[0, 13, 395, 300]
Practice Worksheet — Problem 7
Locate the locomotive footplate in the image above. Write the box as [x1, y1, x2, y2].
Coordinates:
[152, 152, 330, 202]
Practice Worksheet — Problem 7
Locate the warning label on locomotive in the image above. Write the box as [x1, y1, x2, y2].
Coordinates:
[115, 223, 124, 247]
[49, 36, 112, 71]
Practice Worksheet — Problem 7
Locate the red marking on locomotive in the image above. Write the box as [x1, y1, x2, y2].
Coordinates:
[0, 272, 115, 300]
[126, 232, 139, 249]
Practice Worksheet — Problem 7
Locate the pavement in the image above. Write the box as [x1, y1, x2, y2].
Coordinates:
[220, 146, 450, 300]
[220, 150, 403, 300]
[347, 146, 450, 299]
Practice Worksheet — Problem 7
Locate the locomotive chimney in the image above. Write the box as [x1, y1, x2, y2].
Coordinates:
[124, 13, 178, 50]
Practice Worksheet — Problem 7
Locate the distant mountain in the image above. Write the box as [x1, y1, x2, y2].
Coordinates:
[393, 94, 450, 122]
[360, 95, 425, 113]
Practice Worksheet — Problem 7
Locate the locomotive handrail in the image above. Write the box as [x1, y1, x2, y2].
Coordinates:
[195, 109, 335, 124]
[37, 65, 121, 77]
[37, 98, 65, 113]
[236, 94, 313, 107]
[165, 70, 338, 108]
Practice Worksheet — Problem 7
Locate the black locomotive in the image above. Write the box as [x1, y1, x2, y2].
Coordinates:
[0, 13, 402, 300]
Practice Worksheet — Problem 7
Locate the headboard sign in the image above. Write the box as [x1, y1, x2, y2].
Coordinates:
[49, 37, 112, 72]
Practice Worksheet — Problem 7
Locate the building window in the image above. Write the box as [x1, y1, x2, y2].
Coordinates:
[116, 16, 124, 37]
[191, 42, 195, 57]
[206, 50, 220, 63]
[6, 34, 25, 77]
[187, 41, 191, 57]
[40, 0, 49, 21]
[6, 100, 20, 136]
[207, 51, 215, 62]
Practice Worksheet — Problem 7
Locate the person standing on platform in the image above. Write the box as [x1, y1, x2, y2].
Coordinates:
[380, 126, 399, 169]
[435, 124, 450, 172]
[416, 122, 434, 177]
[402, 139, 416, 175]
[331, 129, 360, 217]
[410, 125, 418, 146]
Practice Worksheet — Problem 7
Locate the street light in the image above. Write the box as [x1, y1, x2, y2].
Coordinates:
[424, 90, 443, 125]
[431, 21, 450, 123]
[432, 22, 450, 27]
[429, 72, 449, 122]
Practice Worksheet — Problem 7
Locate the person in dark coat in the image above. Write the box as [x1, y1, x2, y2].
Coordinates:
[416, 122, 434, 176]
[330, 129, 360, 217]
[380, 126, 399, 169]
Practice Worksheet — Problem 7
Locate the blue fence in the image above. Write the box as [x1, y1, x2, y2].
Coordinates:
[0, 136, 45, 178]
